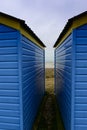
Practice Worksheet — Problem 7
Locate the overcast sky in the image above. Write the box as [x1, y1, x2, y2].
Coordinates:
[0, 0, 87, 62]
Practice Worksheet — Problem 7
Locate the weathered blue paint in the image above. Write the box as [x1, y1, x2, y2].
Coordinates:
[54, 24, 87, 130]
[0, 24, 45, 130]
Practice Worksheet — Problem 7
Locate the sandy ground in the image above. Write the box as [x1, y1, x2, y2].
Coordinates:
[45, 68, 54, 93]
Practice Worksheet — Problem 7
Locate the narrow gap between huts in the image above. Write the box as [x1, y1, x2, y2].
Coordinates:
[32, 68, 65, 130]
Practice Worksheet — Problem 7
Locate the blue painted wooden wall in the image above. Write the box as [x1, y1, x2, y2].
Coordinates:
[55, 34, 72, 130]
[0, 24, 45, 130]
[0, 24, 20, 129]
[74, 24, 87, 130]
[21, 36, 45, 130]
[55, 24, 87, 130]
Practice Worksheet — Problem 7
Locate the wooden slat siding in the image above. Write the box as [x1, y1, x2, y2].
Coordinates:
[55, 34, 72, 130]
[21, 36, 45, 130]
[75, 24, 87, 130]
[0, 24, 20, 129]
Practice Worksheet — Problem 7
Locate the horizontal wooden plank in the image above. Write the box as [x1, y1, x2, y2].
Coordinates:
[75, 125, 87, 130]
[0, 116, 20, 124]
[0, 47, 18, 54]
[75, 75, 87, 82]
[0, 76, 19, 83]
[76, 60, 87, 67]
[0, 40, 17, 47]
[75, 118, 87, 125]
[76, 68, 87, 74]
[75, 90, 87, 97]
[0, 103, 19, 110]
[75, 104, 87, 111]
[0, 55, 18, 62]
[76, 30, 87, 37]
[0, 83, 19, 90]
[0, 32, 18, 40]
[0, 122, 20, 129]
[0, 69, 18, 76]
[75, 111, 87, 118]
[0, 97, 19, 103]
[75, 82, 87, 89]
[0, 110, 19, 117]
[76, 45, 87, 52]
[76, 38, 87, 45]
[0, 90, 19, 97]
[75, 97, 87, 104]
[76, 53, 87, 60]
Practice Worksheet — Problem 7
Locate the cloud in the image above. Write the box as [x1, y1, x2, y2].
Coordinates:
[0, 0, 21, 14]
[0, 0, 86, 62]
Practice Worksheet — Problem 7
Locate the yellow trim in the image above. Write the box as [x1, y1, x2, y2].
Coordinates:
[56, 28, 72, 48]
[55, 14, 87, 48]
[73, 14, 87, 29]
[0, 15, 20, 30]
[20, 25, 43, 48]
[0, 14, 44, 49]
